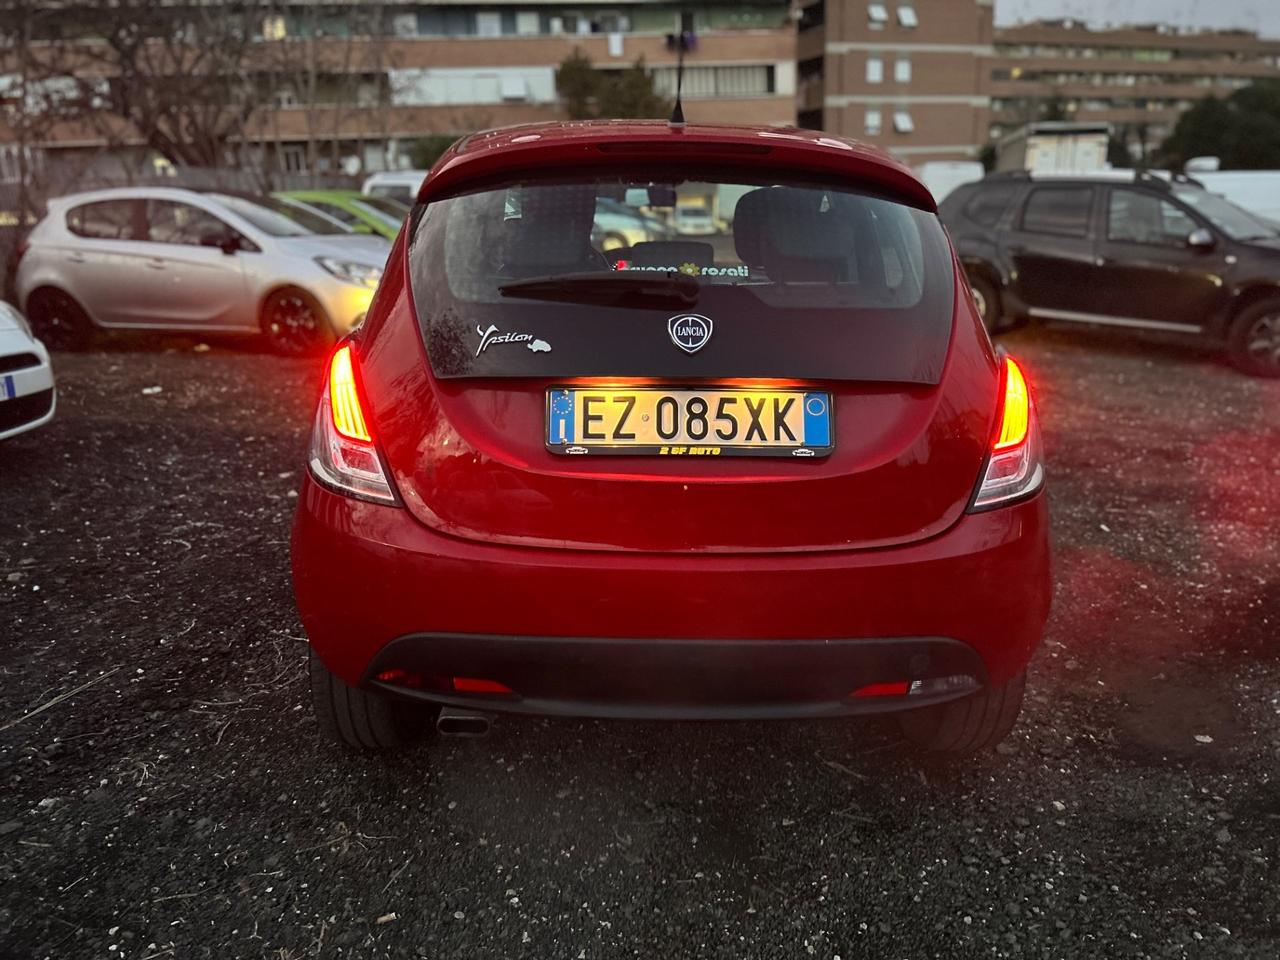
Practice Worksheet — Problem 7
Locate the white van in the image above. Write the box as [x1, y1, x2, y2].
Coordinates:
[361, 171, 428, 203]
[1192, 171, 1280, 226]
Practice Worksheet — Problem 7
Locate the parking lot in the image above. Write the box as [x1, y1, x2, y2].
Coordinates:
[1, 326, 1278, 958]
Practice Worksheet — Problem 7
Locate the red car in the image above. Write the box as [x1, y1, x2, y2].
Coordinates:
[292, 121, 1050, 755]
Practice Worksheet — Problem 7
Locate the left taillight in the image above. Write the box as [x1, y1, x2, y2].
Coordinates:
[969, 356, 1044, 511]
[308, 343, 397, 504]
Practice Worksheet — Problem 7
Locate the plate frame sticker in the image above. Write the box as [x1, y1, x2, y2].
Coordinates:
[545, 386, 834, 458]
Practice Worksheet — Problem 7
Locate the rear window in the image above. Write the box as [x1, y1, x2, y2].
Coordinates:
[408, 174, 955, 384]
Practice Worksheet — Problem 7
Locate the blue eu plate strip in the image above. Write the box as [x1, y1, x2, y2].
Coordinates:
[802, 393, 830, 447]
[1, 375, 14, 400]
[549, 389, 575, 444]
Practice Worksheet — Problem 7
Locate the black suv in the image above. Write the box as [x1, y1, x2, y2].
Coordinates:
[940, 171, 1280, 377]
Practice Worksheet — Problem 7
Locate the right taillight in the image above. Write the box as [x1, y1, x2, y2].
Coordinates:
[969, 356, 1044, 511]
[308, 343, 397, 504]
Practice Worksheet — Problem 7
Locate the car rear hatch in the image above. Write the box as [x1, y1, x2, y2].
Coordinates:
[364, 159, 997, 554]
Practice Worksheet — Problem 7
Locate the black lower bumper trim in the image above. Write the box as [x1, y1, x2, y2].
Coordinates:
[363, 633, 988, 721]
[0, 388, 53, 432]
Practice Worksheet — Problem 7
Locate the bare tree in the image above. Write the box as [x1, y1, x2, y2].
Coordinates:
[73, 0, 265, 171]
[0, 0, 103, 295]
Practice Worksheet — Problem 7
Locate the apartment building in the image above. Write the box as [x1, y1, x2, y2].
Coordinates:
[796, 3, 1280, 166]
[1, 0, 796, 185]
[987, 20, 1280, 161]
[796, 0, 994, 162]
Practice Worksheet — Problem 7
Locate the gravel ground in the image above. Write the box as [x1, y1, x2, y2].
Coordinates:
[1, 326, 1277, 960]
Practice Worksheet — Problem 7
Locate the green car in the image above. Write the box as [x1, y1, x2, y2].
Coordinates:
[275, 190, 409, 240]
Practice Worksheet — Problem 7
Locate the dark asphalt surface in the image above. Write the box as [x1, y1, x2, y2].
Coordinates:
[1, 325, 1277, 959]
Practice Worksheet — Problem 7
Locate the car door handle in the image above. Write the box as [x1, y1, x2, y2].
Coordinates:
[145, 258, 166, 270]
[66, 253, 86, 264]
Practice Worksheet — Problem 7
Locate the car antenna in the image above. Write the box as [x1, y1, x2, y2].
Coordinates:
[669, 14, 690, 127]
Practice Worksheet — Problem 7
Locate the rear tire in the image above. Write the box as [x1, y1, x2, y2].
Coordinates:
[26, 287, 93, 350]
[968, 274, 1008, 334]
[309, 650, 428, 751]
[261, 288, 335, 357]
[898, 671, 1026, 754]
[1227, 298, 1280, 378]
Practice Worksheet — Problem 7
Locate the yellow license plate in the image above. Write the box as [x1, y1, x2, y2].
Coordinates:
[545, 388, 833, 457]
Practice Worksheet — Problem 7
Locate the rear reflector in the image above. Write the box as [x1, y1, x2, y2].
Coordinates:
[452, 677, 515, 695]
[850, 681, 911, 698]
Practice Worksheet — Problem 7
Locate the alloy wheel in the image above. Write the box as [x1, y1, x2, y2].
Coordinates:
[265, 293, 327, 356]
[1245, 312, 1280, 371]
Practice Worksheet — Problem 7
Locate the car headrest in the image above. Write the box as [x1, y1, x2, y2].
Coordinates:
[502, 185, 600, 276]
[732, 188, 772, 267]
[755, 187, 860, 283]
[622, 241, 715, 269]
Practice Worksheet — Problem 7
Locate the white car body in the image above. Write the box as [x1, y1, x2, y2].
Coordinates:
[0, 301, 55, 440]
[674, 206, 716, 236]
[361, 170, 428, 203]
[16, 187, 391, 338]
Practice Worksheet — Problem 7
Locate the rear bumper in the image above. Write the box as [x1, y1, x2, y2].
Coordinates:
[367, 633, 988, 720]
[292, 475, 1051, 713]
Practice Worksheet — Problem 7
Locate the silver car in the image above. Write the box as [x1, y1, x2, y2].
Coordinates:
[16, 187, 392, 354]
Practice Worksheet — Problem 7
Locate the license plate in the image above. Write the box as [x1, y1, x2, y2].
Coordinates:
[545, 388, 833, 457]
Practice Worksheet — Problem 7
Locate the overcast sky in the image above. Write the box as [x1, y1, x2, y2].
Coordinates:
[995, 0, 1280, 38]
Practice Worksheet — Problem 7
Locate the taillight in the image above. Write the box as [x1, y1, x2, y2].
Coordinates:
[969, 356, 1044, 511]
[308, 343, 397, 504]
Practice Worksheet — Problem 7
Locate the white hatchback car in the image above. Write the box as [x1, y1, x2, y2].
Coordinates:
[16, 187, 392, 354]
[0, 301, 55, 440]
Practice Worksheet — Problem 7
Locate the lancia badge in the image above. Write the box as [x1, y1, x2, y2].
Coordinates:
[667, 313, 713, 354]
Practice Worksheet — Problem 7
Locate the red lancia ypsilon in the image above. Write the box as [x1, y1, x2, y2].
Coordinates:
[292, 122, 1050, 755]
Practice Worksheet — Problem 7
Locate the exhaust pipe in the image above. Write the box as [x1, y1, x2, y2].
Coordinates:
[436, 706, 492, 738]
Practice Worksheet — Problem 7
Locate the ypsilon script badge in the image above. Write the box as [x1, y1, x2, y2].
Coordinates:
[667, 314, 713, 354]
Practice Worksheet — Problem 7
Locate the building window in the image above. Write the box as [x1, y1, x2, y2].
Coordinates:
[651, 65, 774, 98]
[261, 15, 287, 40]
[894, 58, 911, 83]
[897, 5, 918, 28]
[892, 110, 914, 133]
[515, 11, 540, 35]
[280, 145, 307, 174]
[866, 57, 883, 83]
[500, 75, 528, 101]
[868, 4, 888, 28]
[476, 11, 502, 37]
[865, 108, 882, 135]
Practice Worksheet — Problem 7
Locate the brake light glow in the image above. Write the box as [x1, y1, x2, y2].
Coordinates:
[328, 344, 371, 442]
[994, 358, 1029, 450]
[970, 355, 1045, 511]
[307, 343, 397, 504]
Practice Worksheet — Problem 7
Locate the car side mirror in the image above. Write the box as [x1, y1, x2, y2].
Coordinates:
[1187, 228, 1215, 251]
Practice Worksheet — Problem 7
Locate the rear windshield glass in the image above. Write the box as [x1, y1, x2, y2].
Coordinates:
[408, 175, 955, 383]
